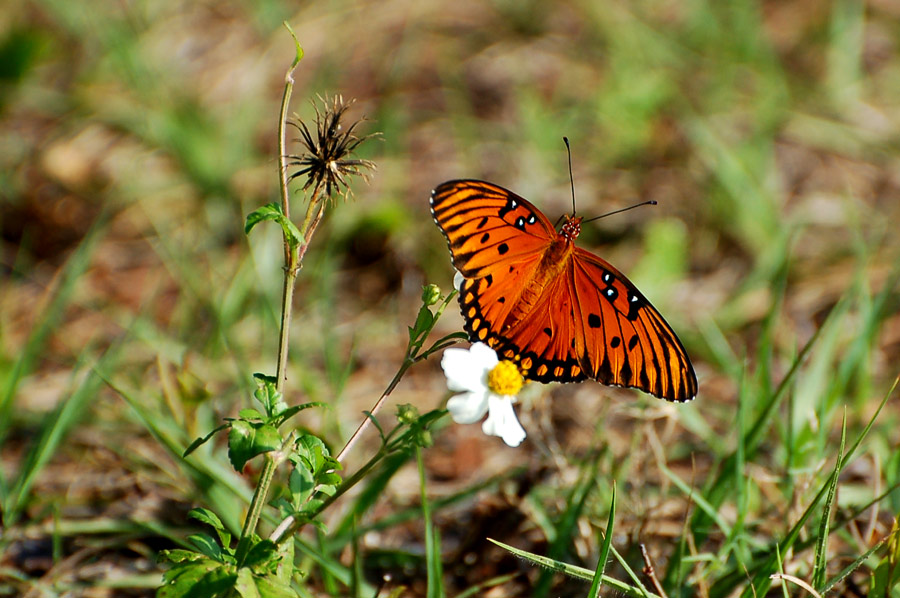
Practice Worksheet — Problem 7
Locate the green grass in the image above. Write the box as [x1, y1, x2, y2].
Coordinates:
[1, 0, 899, 596]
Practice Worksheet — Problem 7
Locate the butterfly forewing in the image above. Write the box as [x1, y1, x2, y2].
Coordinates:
[430, 180, 556, 278]
[431, 179, 698, 402]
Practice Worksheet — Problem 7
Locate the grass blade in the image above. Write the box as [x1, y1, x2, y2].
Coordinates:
[416, 446, 443, 598]
[812, 411, 846, 589]
[588, 483, 616, 597]
[488, 538, 659, 598]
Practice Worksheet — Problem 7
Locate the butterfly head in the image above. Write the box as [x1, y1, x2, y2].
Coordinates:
[560, 215, 583, 241]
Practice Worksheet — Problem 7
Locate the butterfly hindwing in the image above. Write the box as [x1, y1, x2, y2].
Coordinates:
[570, 250, 697, 401]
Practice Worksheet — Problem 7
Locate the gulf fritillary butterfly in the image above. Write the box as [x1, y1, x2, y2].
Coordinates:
[430, 180, 697, 402]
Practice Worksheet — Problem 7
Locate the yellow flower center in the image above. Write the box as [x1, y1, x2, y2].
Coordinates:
[487, 361, 524, 397]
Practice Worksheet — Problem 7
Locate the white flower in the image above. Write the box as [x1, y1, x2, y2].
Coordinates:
[453, 270, 465, 292]
[441, 343, 526, 447]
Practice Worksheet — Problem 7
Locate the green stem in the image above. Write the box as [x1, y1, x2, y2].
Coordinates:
[236, 451, 279, 563]
[269, 445, 388, 543]
[239, 40, 306, 558]
[335, 358, 412, 463]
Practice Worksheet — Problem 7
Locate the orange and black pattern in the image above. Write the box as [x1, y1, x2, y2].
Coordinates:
[430, 179, 697, 402]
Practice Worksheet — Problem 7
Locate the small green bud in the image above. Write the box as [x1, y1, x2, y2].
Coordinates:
[417, 429, 433, 447]
[397, 403, 419, 424]
[421, 284, 441, 306]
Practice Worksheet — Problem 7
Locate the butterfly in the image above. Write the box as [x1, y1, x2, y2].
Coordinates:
[430, 180, 697, 402]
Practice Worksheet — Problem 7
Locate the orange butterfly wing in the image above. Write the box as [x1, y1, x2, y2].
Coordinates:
[430, 179, 697, 402]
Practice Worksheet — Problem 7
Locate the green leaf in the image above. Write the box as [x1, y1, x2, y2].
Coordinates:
[194, 566, 239, 596]
[273, 401, 326, 426]
[189, 508, 232, 551]
[244, 203, 305, 248]
[283, 21, 304, 69]
[158, 558, 232, 598]
[189, 508, 226, 532]
[228, 421, 282, 472]
[188, 532, 225, 562]
[243, 540, 280, 570]
[235, 567, 262, 598]
[183, 423, 230, 458]
[158, 549, 205, 564]
[245, 203, 285, 234]
[273, 536, 294, 588]
[254, 573, 298, 598]
[409, 305, 434, 343]
[252, 373, 278, 385]
[294, 433, 332, 473]
[288, 466, 315, 509]
[239, 409, 264, 421]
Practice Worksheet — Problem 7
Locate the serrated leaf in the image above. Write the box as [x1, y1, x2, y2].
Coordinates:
[288, 466, 314, 509]
[319, 472, 343, 487]
[189, 508, 226, 532]
[255, 573, 299, 598]
[316, 484, 337, 497]
[239, 408, 264, 421]
[235, 567, 262, 598]
[158, 558, 237, 598]
[183, 423, 230, 458]
[243, 540, 280, 570]
[229, 421, 282, 472]
[191, 566, 238, 597]
[252, 373, 278, 385]
[295, 434, 330, 470]
[273, 535, 294, 587]
[158, 559, 219, 598]
[188, 533, 224, 562]
[189, 508, 232, 550]
[273, 401, 326, 426]
[301, 498, 324, 514]
[158, 549, 205, 564]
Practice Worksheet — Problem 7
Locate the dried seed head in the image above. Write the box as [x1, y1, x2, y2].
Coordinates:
[287, 95, 377, 200]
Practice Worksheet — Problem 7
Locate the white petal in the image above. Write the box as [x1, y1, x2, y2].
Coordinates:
[482, 395, 526, 447]
[447, 391, 489, 424]
[441, 347, 488, 393]
[453, 270, 465, 291]
[468, 342, 499, 369]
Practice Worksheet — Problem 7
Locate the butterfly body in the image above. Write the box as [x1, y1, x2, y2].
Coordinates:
[430, 179, 697, 402]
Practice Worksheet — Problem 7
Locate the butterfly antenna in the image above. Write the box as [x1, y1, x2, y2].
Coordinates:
[564, 136, 576, 215]
[583, 200, 658, 223]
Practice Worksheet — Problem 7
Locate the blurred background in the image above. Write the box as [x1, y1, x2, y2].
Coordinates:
[1, 0, 899, 596]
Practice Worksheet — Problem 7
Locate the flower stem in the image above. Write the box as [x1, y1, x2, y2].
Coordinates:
[236, 452, 278, 563]
[336, 358, 412, 463]
[239, 47, 303, 556]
